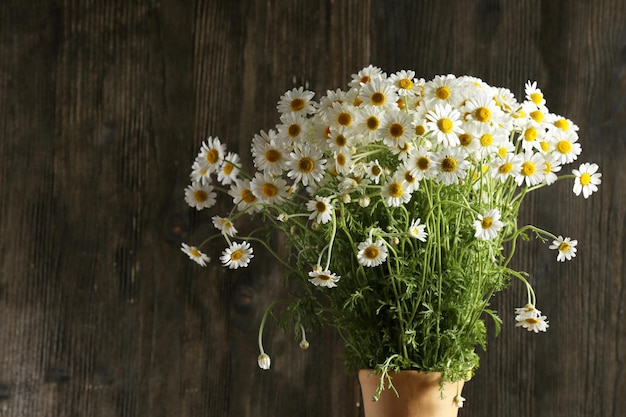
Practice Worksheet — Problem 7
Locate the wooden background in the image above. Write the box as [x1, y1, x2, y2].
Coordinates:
[1, 0, 624, 416]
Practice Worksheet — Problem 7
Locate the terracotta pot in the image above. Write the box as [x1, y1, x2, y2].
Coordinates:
[358, 370, 464, 417]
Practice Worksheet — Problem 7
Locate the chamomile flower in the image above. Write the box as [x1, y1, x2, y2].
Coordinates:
[277, 111, 308, 144]
[324, 102, 357, 129]
[552, 131, 582, 165]
[549, 236, 578, 262]
[380, 111, 413, 148]
[453, 394, 466, 408]
[217, 152, 240, 185]
[473, 209, 504, 241]
[408, 218, 428, 242]
[358, 77, 398, 109]
[349, 64, 384, 88]
[425, 103, 464, 147]
[423, 74, 460, 107]
[212, 216, 238, 237]
[277, 86, 316, 116]
[308, 267, 341, 288]
[181, 243, 210, 266]
[381, 176, 411, 207]
[357, 238, 388, 267]
[524, 80, 546, 107]
[462, 92, 504, 132]
[252, 133, 289, 176]
[354, 106, 383, 141]
[306, 195, 333, 224]
[515, 313, 549, 333]
[365, 160, 385, 184]
[250, 172, 290, 205]
[229, 179, 261, 213]
[333, 150, 353, 175]
[184, 182, 217, 210]
[515, 304, 543, 319]
[286, 143, 327, 187]
[407, 147, 435, 180]
[190, 159, 211, 185]
[432, 147, 470, 185]
[257, 353, 271, 370]
[220, 241, 254, 269]
[490, 152, 523, 183]
[572, 162, 602, 198]
[542, 152, 562, 185]
[514, 151, 546, 187]
[328, 126, 353, 153]
[389, 70, 417, 96]
[197, 136, 226, 174]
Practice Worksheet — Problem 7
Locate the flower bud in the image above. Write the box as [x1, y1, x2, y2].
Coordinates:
[358, 195, 370, 207]
[299, 340, 310, 350]
[257, 353, 271, 370]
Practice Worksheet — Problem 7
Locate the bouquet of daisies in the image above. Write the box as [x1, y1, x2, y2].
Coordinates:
[181, 65, 601, 386]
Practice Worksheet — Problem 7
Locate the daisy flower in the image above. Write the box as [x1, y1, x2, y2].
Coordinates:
[379, 110, 413, 148]
[389, 69, 417, 96]
[252, 132, 289, 176]
[572, 162, 602, 198]
[181, 243, 210, 266]
[552, 130, 582, 165]
[365, 160, 385, 184]
[328, 126, 353, 153]
[515, 304, 543, 319]
[358, 77, 398, 109]
[423, 74, 460, 107]
[220, 241, 254, 269]
[432, 147, 470, 185]
[408, 218, 428, 242]
[190, 159, 211, 185]
[407, 147, 435, 180]
[381, 176, 412, 207]
[354, 106, 383, 142]
[286, 143, 327, 187]
[276, 86, 316, 116]
[184, 182, 217, 210]
[473, 209, 504, 241]
[212, 216, 238, 237]
[490, 152, 523, 183]
[257, 353, 271, 370]
[425, 103, 464, 147]
[515, 313, 549, 333]
[549, 235, 578, 262]
[357, 238, 388, 267]
[306, 195, 333, 224]
[462, 91, 504, 132]
[276, 111, 308, 144]
[197, 136, 226, 174]
[514, 151, 546, 187]
[308, 267, 341, 288]
[333, 150, 353, 175]
[250, 172, 290, 205]
[524, 80, 546, 107]
[453, 395, 466, 408]
[229, 179, 261, 213]
[217, 152, 240, 185]
[324, 102, 356, 129]
[349, 64, 385, 88]
[542, 152, 562, 185]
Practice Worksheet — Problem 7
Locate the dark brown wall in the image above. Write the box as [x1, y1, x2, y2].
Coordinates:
[0, 1, 624, 416]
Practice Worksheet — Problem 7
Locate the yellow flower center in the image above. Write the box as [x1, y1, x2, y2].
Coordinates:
[223, 163, 234, 175]
[524, 127, 538, 142]
[404, 171, 415, 183]
[521, 161, 535, 176]
[530, 92, 543, 105]
[230, 249, 243, 261]
[441, 157, 457, 172]
[459, 133, 472, 147]
[480, 134, 493, 147]
[338, 112, 352, 126]
[397, 98, 406, 109]
[298, 157, 315, 173]
[265, 149, 281, 163]
[415, 125, 426, 136]
[554, 118, 570, 131]
[540, 141, 550, 153]
[360, 75, 371, 84]
[317, 274, 332, 281]
[288, 124, 301, 137]
[371, 92, 386, 106]
[525, 317, 540, 325]
[481, 217, 493, 229]
[366, 116, 380, 130]
[389, 123, 405, 138]
[544, 162, 552, 173]
[417, 157, 430, 171]
[241, 189, 256, 203]
[290, 98, 305, 112]
[437, 118, 453, 134]
[336, 153, 347, 166]
[206, 149, 219, 164]
[190, 248, 202, 258]
[194, 190, 208, 202]
[435, 86, 451, 100]
[580, 172, 591, 186]
[261, 183, 278, 197]
[371, 165, 382, 176]
[530, 110, 544, 123]
[364, 246, 379, 260]
[388, 182, 403, 197]
[399, 78, 413, 89]
[558, 242, 570, 253]
[474, 106, 491, 122]
[335, 134, 347, 147]
[499, 163, 513, 174]
[498, 147, 508, 158]
[315, 201, 327, 212]
[556, 140, 572, 154]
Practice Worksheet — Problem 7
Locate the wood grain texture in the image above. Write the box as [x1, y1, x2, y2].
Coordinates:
[0, 0, 624, 416]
